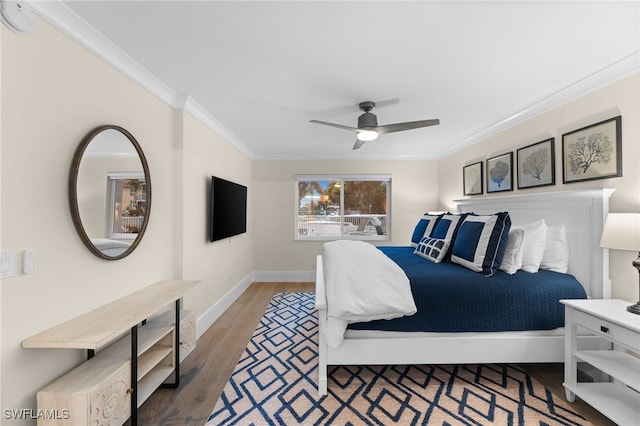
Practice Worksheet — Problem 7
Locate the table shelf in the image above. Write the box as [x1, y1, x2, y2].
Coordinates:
[24, 280, 198, 426]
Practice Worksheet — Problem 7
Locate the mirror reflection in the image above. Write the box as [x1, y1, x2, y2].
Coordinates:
[71, 126, 151, 259]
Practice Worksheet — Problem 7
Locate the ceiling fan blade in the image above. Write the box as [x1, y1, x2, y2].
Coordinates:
[372, 98, 400, 108]
[376, 119, 440, 135]
[310, 120, 359, 132]
[352, 138, 366, 150]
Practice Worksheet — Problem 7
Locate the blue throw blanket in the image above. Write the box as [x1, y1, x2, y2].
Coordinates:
[348, 246, 587, 333]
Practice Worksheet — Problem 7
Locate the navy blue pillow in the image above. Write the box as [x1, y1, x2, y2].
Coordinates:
[410, 214, 443, 247]
[429, 213, 467, 261]
[451, 212, 511, 276]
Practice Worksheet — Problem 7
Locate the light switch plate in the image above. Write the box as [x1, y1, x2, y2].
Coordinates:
[1, 249, 17, 279]
[23, 249, 35, 274]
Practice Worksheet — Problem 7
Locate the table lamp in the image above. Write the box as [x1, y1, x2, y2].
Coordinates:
[599, 213, 640, 314]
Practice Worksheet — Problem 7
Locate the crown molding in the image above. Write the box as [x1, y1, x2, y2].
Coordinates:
[26, 1, 639, 162]
[28, 0, 256, 159]
[435, 51, 640, 159]
[180, 96, 255, 159]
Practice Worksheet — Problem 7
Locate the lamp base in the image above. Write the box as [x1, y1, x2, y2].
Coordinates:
[631, 254, 640, 315]
[627, 302, 640, 315]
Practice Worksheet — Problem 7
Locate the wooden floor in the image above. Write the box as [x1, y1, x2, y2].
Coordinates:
[131, 282, 615, 426]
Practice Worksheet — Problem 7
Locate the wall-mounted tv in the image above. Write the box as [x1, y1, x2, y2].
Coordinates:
[210, 176, 247, 242]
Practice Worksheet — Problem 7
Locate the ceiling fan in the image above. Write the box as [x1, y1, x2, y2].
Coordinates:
[310, 101, 440, 150]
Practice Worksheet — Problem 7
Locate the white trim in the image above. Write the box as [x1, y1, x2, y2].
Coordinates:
[28, 1, 255, 160]
[195, 271, 315, 339]
[106, 171, 144, 180]
[195, 273, 253, 340]
[28, 1, 176, 107]
[435, 53, 639, 159]
[181, 96, 254, 159]
[26, 2, 639, 162]
[251, 271, 315, 283]
[294, 174, 392, 181]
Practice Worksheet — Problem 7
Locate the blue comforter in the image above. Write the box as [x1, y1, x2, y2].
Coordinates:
[348, 246, 587, 333]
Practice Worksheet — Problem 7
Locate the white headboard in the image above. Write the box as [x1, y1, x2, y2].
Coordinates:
[454, 189, 614, 299]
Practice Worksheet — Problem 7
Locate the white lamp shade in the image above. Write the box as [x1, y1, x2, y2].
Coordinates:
[599, 213, 640, 252]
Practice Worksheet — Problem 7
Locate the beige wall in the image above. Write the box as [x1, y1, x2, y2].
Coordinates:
[252, 160, 439, 272]
[178, 112, 253, 319]
[0, 16, 251, 419]
[438, 73, 640, 301]
[2, 17, 173, 414]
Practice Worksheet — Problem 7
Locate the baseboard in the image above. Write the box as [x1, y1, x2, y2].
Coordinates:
[195, 270, 315, 338]
[195, 273, 253, 339]
[252, 271, 315, 282]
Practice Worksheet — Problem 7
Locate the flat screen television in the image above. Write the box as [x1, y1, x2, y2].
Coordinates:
[210, 176, 247, 242]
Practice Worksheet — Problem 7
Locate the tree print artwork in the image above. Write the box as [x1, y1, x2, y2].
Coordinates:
[568, 132, 613, 175]
[486, 152, 513, 193]
[517, 138, 555, 189]
[489, 160, 509, 188]
[522, 147, 550, 180]
[562, 116, 621, 184]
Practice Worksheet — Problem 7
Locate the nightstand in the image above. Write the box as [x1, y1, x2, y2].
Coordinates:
[561, 299, 640, 425]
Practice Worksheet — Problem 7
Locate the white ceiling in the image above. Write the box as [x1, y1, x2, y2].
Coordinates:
[34, 1, 640, 160]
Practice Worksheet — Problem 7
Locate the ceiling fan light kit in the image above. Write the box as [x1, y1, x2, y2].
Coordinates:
[310, 100, 440, 150]
[356, 130, 378, 142]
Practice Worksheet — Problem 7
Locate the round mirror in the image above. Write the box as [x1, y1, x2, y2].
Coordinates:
[69, 125, 151, 260]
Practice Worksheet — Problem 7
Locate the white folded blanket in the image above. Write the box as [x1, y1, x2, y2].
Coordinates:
[322, 240, 417, 347]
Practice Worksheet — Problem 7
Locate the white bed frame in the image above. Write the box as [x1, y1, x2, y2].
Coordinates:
[315, 188, 614, 395]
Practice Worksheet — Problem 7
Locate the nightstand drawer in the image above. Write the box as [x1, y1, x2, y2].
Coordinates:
[574, 310, 640, 349]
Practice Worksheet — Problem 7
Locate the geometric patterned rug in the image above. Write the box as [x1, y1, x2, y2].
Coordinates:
[207, 292, 591, 425]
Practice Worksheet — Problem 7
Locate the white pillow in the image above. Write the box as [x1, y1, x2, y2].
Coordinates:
[500, 228, 525, 275]
[520, 220, 548, 273]
[540, 225, 569, 273]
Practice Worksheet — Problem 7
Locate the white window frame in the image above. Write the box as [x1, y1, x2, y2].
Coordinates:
[107, 172, 145, 240]
[294, 174, 391, 241]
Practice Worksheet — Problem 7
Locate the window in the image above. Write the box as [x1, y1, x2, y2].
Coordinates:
[295, 175, 391, 241]
[107, 172, 147, 240]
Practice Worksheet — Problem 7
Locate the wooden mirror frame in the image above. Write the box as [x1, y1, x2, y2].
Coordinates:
[69, 125, 152, 260]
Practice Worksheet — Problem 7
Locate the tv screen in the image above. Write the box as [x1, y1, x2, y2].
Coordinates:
[210, 176, 247, 242]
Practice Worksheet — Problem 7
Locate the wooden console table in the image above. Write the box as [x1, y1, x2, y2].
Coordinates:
[23, 280, 198, 426]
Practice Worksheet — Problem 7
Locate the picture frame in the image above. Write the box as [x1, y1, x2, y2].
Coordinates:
[517, 138, 555, 189]
[486, 152, 513, 193]
[562, 116, 622, 184]
[463, 162, 483, 195]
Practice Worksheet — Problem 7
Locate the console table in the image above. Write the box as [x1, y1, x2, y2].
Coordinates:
[22, 280, 198, 426]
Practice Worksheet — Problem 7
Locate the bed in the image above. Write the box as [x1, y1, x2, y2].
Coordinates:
[315, 189, 614, 395]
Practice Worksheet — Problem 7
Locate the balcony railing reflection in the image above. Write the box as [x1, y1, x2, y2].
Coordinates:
[120, 216, 144, 233]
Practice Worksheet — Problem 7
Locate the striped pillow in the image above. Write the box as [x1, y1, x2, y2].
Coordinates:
[451, 212, 511, 276]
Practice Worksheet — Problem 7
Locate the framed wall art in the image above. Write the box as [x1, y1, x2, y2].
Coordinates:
[562, 116, 622, 184]
[517, 138, 555, 189]
[486, 152, 513, 193]
[463, 162, 483, 195]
